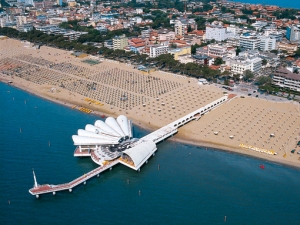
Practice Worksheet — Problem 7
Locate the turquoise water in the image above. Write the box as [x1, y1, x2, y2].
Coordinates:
[1, 81, 300, 225]
[231, 0, 300, 9]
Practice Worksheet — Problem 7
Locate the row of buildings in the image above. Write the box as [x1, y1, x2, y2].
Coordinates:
[0, 0, 300, 87]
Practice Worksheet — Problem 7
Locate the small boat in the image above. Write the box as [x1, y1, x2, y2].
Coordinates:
[259, 164, 265, 169]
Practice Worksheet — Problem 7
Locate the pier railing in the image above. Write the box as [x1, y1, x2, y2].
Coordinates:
[29, 160, 119, 197]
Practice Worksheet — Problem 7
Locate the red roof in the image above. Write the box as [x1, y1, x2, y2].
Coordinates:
[209, 65, 220, 70]
[132, 42, 145, 48]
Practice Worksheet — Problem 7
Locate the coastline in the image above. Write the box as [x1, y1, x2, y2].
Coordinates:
[1, 38, 299, 170]
[229, 0, 300, 9]
[2, 76, 300, 170]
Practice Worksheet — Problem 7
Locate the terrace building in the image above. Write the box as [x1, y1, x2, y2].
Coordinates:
[226, 54, 262, 74]
[207, 44, 236, 58]
[149, 44, 169, 58]
[272, 68, 300, 92]
[277, 42, 298, 55]
[239, 35, 260, 50]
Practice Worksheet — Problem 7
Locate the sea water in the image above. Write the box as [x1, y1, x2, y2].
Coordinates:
[230, 0, 300, 9]
[1, 82, 300, 225]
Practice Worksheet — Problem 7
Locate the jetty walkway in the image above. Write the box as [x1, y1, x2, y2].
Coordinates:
[29, 160, 119, 198]
[29, 95, 229, 197]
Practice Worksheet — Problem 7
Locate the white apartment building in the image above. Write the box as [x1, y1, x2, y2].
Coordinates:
[239, 35, 260, 50]
[136, 8, 143, 14]
[158, 31, 175, 41]
[150, 44, 169, 58]
[141, 29, 151, 38]
[226, 55, 262, 74]
[16, 16, 27, 27]
[207, 44, 236, 58]
[17, 23, 33, 32]
[226, 25, 239, 35]
[205, 21, 234, 41]
[259, 36, 276, 51]
[272, 68, 300, 91]
[0, 18, 6, 28]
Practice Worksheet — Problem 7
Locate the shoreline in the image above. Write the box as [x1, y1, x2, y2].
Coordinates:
[2, 77, 300, 170]
[0, 38, 299, 170]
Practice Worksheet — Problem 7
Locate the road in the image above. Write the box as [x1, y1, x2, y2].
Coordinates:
[214, 82, 290, 103]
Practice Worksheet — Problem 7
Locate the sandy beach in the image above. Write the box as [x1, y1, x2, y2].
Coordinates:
[1, 38, 300, 168]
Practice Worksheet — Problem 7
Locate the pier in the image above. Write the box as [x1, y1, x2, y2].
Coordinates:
[29, 160, 119, 198]
[29, 95, 228, 197]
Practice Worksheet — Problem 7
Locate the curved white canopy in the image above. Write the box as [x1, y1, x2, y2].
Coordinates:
[117, 115, 130, 137]
[72, 135, 119, 145]
[105, 117, 125, 137]
[94, 120, 120, 137]
[77, 129, 120, 142]
[123, 141, 156, 170]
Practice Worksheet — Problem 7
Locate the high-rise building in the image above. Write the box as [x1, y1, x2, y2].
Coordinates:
[259, 36, 276, 51]
[175, 22, 184, 36]
[239, 35, 260, 50]
[57, 0, 62, 6]
[286, 25, 300, 42]
[113, 34, 128, 50]
[205, 21, 234, 42]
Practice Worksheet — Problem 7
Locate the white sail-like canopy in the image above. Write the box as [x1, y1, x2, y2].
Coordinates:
[105, 117, 125, 137]
[72, 135, 119, 145]
[117, 115, 130, 137]
[73, 116, 132, 146]
[78, 129, 120, 142]
[94, 120, 120, 137]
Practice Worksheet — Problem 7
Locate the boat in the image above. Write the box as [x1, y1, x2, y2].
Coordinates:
[259, 164, 265, 169]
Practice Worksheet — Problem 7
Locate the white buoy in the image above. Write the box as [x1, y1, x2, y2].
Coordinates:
[69, 189, 72, 192]
[36, 195, 39, 199]
[53, 192, 56, 195]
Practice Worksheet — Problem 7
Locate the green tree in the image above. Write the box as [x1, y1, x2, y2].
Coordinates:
[270, 49, 278, 54]
[243, 70, 254, 82]
[262, 59, 267, 66]
[256, 76, 272, 85]
[214, 57, 224, 65]
[224, 79, 230, 86]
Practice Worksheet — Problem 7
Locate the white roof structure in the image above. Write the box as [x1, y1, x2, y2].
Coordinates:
[94, 120, 120, 137]
[73, 115, 132, 146]
[105, 117, 125, 137]
[77, 129, 120, 142]
[117, 115, 131, 137]
[72, 135, 119, 145]
[122, 141, 157, 170]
